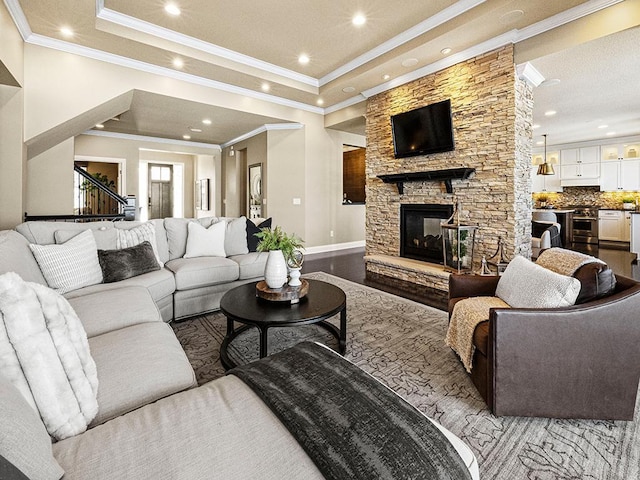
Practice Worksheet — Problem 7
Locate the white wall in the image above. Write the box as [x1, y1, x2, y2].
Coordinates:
[0, 1, 25, 229]
[27, 138, 74, 215]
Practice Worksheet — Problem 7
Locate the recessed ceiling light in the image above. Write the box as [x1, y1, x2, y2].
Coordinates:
[441, 47, 452, 55]
[532, 124, 541, 129]
[499, 9, 524, 25]
[544, 110, 557, 117]
[598, 124, 608, 129]
[317, 99, 324, 106]
[165, 3, 181, 16]
[95, 124, 104, 129]
[298, 54, 310, 65]
[202, 119, 212, 125]
[352, 13, 366, 26]
[189, 127, 202, 133]
[401, 58, 419, 68]
[60, 27, 74, 38]
[540, 78, 561, 87]
[261, 82, 270, 92]
[182, 134, 191, 140]
[382, 74, 390, 80]
[172, 58, 184, 69]
[606, 131, 616, 136]
[342, 86, 356, 93]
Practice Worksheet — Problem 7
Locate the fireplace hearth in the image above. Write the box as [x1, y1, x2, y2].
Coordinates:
[400, 204, 454, 264]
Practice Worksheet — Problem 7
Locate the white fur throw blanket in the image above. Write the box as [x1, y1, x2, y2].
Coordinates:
[0, 272, 99, 440]
[536, 247, 605, 276]
[446, 296, 510, 373]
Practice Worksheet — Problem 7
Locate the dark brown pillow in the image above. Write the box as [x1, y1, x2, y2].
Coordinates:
[573, 262, 617, 304]
[98, 241, 160, 283]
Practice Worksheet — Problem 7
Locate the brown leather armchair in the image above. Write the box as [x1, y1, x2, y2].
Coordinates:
[448, 269, 640, 420]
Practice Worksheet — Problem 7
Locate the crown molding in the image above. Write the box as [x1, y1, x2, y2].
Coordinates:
[221, 123, 303, 148]
[26, 34, 324, 115]
[514, 0, 623, 43]
[83, 129, 222, 150]
[3, 0, 32, 40]
[319, 0, 486, 86]
[324, 94, 367, 115]
[96, 3, 319, 88]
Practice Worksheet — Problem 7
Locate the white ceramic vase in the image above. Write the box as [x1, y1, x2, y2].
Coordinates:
[264, 250, 288, 289]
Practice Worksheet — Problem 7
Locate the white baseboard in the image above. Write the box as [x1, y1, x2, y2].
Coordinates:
[304, 240, 365, 255]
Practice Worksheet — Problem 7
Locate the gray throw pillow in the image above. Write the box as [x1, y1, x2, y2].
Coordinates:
[98, 241, 161, 283]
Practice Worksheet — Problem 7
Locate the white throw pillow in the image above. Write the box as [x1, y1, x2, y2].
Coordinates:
[116, 222, 163, 267]
[29, 230, 103, 294]
[224, 216, 249, 256]
[184, 221, 226, 258]
[496, 255, 581, 308]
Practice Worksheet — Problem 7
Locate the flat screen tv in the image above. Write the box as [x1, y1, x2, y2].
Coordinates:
[390, 99, 454, 158]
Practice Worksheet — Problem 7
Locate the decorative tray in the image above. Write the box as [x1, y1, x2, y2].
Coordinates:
[256, 279, 309, 303]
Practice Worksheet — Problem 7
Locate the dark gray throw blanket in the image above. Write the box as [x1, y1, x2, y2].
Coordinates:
[229, 342, 471, 480]
[531, 221, 562, 247]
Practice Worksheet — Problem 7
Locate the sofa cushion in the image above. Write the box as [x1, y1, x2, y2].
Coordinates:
[54, 228, 117, 250]
[67, 286, 161, 338]
[164, 217, 219, 260]
[98, 241, 160, 283]
[0, 230, 47, 285]
[53, 375, 322, 480]
[29, 230, 103, 294]
[184, 221, 226, 258]
[247, 217, 272, 252]
[64, 268, 176, 304]
[229, 252, 269, 280]
[88, 322, 196, 426]
[15, 221, 114, 245]
[573, 262, 617, 304]
[0, 373, 65, 480]
[165, 257, 239, 290]
[496, 256, 581, 308]
[115, 222, 163, 267]
[225, 216, 249, 256]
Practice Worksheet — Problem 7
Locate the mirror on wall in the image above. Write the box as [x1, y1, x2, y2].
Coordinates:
[343, 145, 366, 204]
[248, 163, 262, 219]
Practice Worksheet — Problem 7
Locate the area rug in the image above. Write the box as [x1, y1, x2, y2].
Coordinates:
[172, 272, 639, 480]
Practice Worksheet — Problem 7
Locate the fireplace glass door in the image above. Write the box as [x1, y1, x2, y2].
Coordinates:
[400, 204, 454, 264]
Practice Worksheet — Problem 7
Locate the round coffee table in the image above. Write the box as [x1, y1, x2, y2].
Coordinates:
[219, 279, 346, 369]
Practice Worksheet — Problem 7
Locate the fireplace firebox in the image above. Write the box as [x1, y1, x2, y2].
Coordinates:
[400, 204, 454, 264]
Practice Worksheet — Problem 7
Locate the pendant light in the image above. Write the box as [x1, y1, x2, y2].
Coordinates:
[537, 134, 555, 175]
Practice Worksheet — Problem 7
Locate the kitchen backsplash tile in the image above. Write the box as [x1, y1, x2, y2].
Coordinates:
[533, 187, 638, 209]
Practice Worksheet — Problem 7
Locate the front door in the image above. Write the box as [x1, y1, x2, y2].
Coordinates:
[148, 164, 173, 219]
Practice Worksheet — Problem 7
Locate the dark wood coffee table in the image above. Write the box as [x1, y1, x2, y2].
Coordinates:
[219, 279, 346, 369]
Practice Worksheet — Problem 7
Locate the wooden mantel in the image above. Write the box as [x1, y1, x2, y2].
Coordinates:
[377, 168, 475, 194]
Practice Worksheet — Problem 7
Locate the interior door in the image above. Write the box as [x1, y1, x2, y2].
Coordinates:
[148, 164, 173, 219]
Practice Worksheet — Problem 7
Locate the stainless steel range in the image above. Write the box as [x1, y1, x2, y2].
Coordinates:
[570, 205, 599, 244]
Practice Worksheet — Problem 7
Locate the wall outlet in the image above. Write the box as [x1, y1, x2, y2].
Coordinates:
[293, 198, 301, 205]
[330, 230, 334, 237]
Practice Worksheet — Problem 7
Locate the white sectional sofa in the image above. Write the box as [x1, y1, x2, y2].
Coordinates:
[14, 216, 269, 321]
[0, 218, 479, 480]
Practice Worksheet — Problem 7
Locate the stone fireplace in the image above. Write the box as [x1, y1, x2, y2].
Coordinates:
[364, 44, 534, 309]
[400, 204, 453, 265]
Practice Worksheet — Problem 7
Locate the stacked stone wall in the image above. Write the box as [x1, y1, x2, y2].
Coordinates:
[365, 45, 533, 284]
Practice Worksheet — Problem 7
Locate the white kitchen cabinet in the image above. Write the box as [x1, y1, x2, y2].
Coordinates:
[560, 146, 600, 186]
[598, 210, 625, 241]
[600, 143, 640, 191]
[531, 152, 561, 192]
[624, 211, 632, 242]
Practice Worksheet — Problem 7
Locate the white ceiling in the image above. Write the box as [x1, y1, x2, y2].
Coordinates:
[6, 0, 640, 145]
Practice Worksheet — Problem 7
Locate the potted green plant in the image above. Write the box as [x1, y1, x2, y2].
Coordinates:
[622, 196, 636, 210]
[255, 226, 304, 288]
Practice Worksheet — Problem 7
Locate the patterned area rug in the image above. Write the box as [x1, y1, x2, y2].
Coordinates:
[172, 272, 639, 480]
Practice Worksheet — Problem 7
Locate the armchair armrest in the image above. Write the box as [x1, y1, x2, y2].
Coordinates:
[488, 281, 640, 419]
[448, 274, 500, 300]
